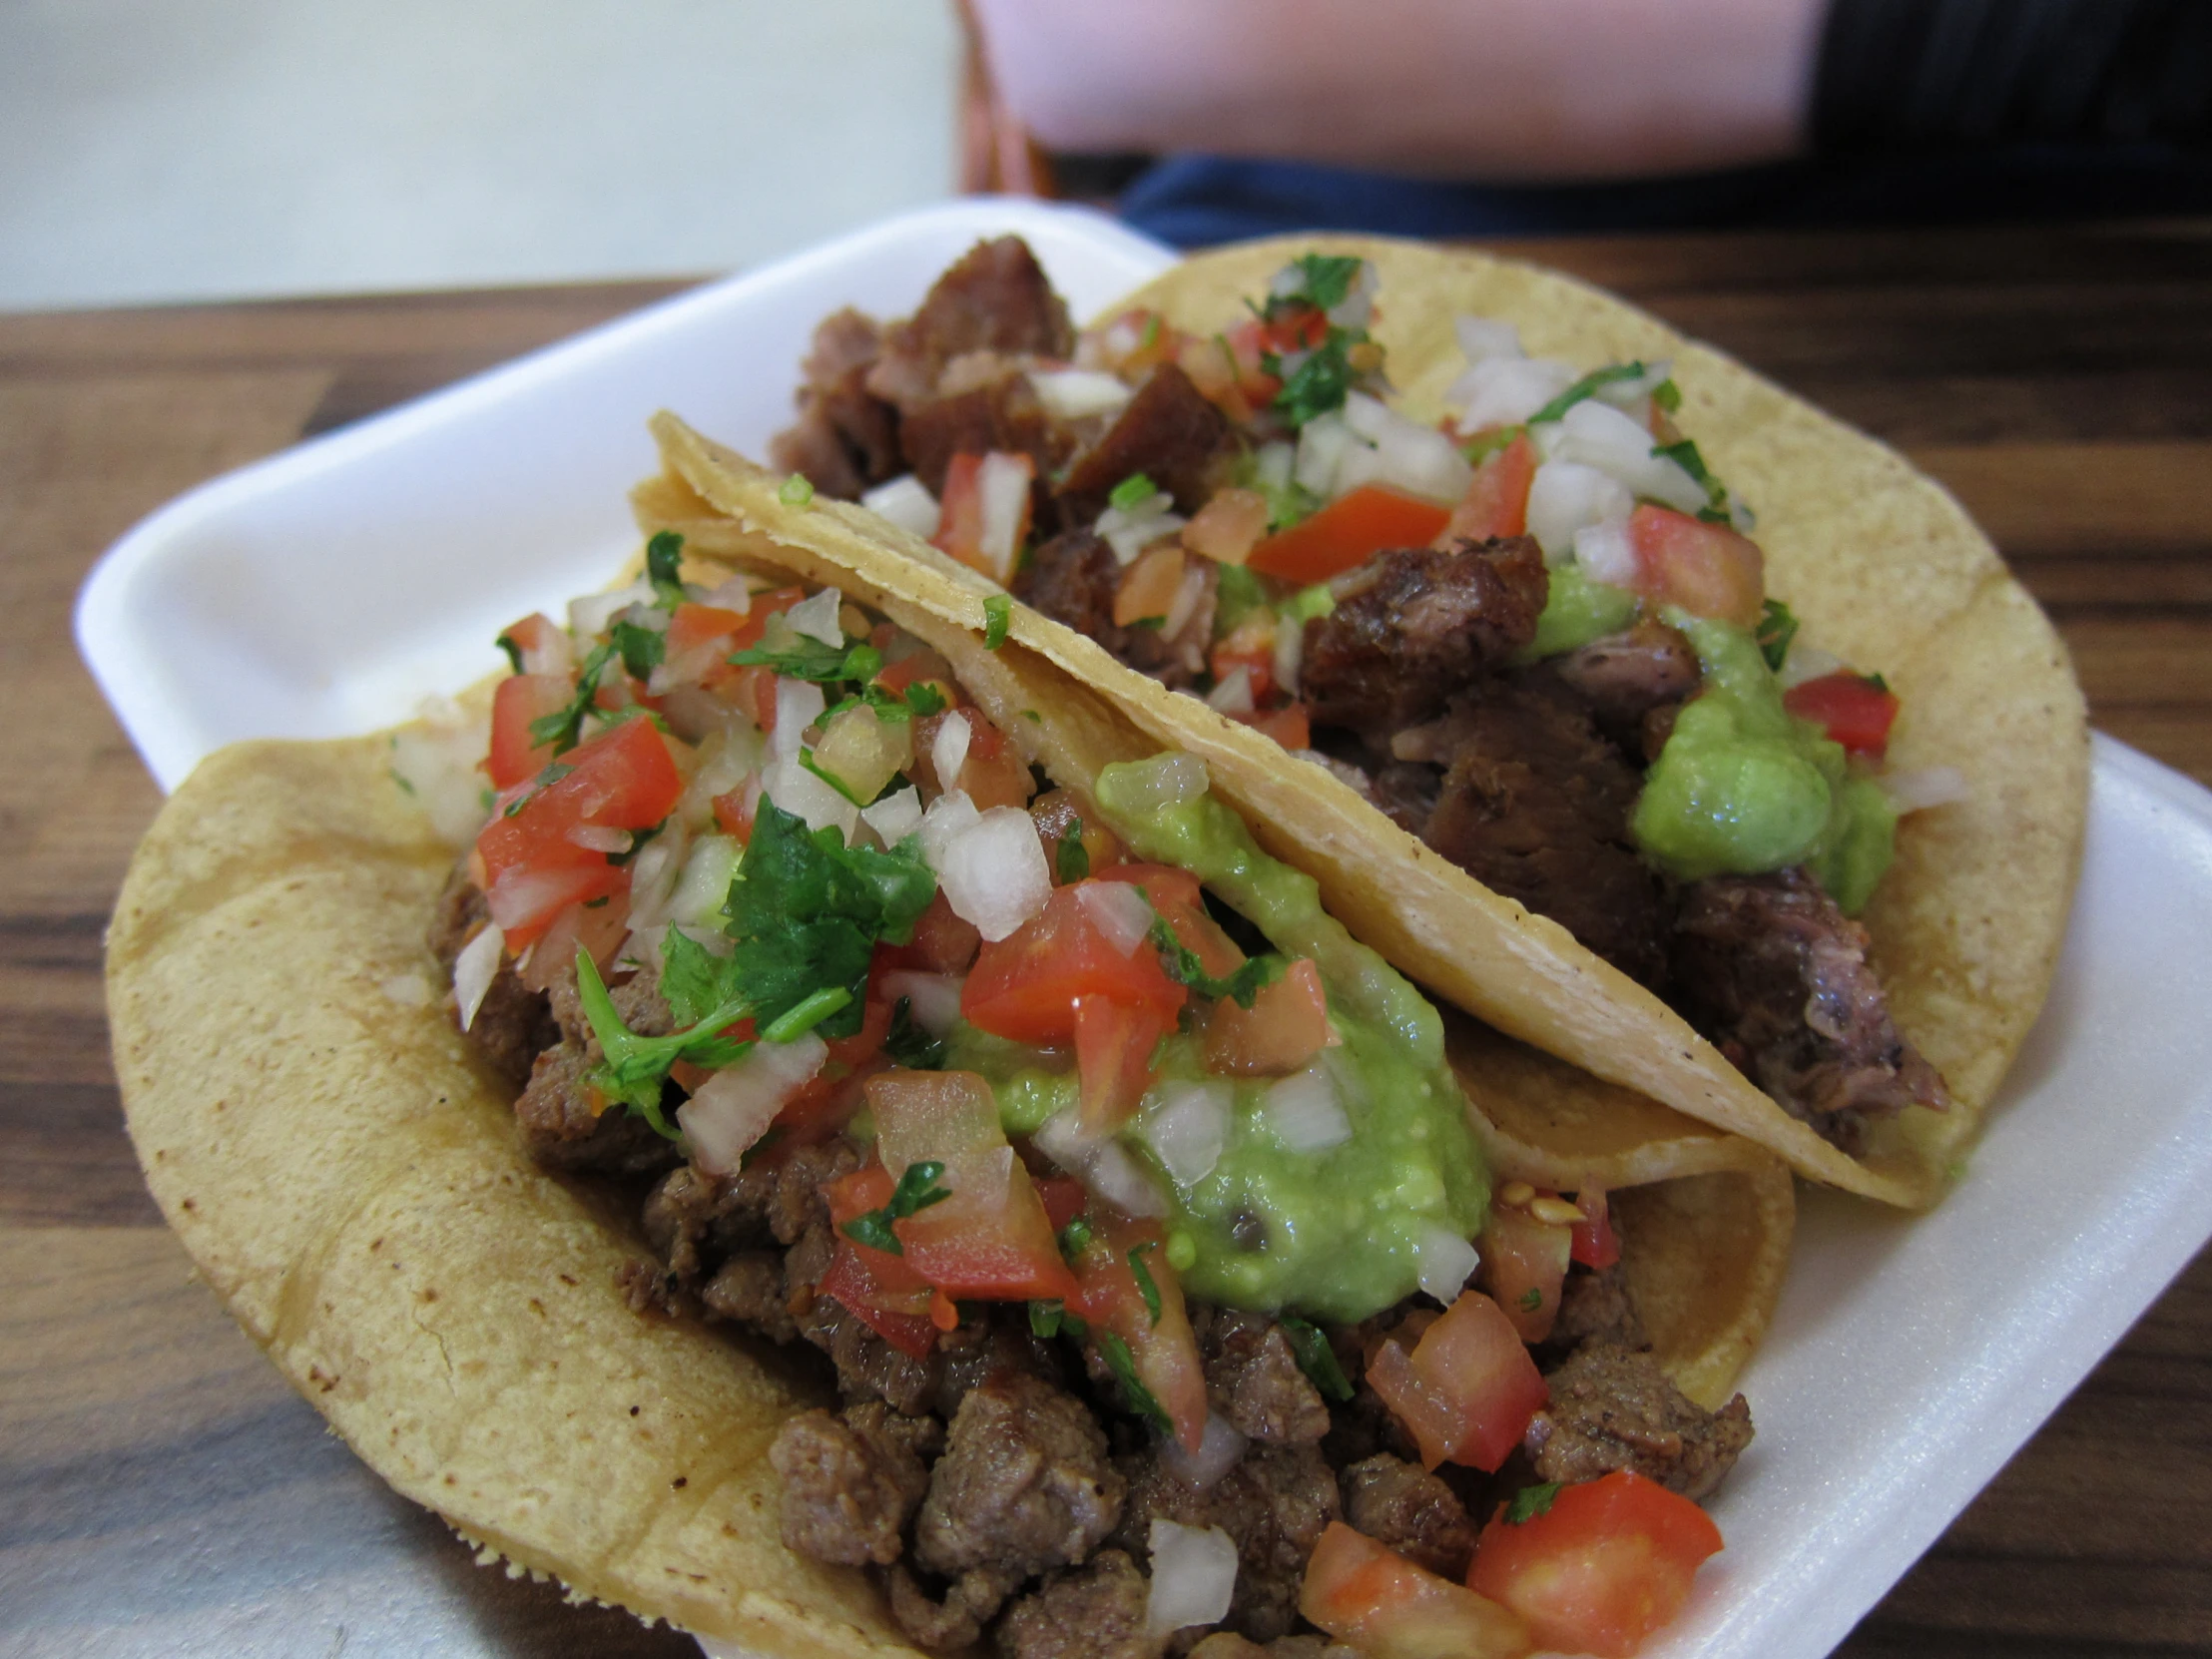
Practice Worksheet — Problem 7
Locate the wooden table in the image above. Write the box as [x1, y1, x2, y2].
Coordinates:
[4, 221, 2209, 1657]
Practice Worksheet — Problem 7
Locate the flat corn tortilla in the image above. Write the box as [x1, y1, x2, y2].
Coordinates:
[651, 235, 2087, 1207]
[111, 517, 1795, 1647]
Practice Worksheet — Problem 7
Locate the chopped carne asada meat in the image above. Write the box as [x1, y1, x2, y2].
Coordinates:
[994, 1549, 1160, 1659]
[1055, 362, 1230, 523]
[428, 864, 556, 1090]
[1339, 1453, 1480, 1579]
[1546, 1258, 1651, 1358]
[513, 1039, 679, 1177]
[865, 237, 1075, 411]
[897, 361, 1074, 502]
[770, 1400, 940, 1566]
[886, 1561, 1020, 1652]
[1525, 1342, 1754, 1502]
[1014, 529, 1217, 691]
[1197, 1307, 1332, 1447]
[1552, 619, 1703, 763]
[1188, 1638, 1358, 1659]
[1673, 866, 1949, 1151]
[770, 307, 902, 501]
[1299, 538, 1548, 736]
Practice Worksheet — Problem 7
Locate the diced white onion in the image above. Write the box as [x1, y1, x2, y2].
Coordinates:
[1885, 765, 1971, 814]
[1325, 260, 1379, 329]
[668, 834, 742, 928]
[623, 822, 693, 928]
[1454, 313, 1525, 365]
[773, 678, 827, 758]
[1272, 613, 1305, 699]
[1554, 399, 1706, 514]
[877, 969, 964, 1036]
[1777, 642, 1847, 689]
[1294, 412, 1357, 497]
[485, 867, 586, 935]
[935, 807, 1052, 941]
[1098, 490, 1187, 567]
[785, 588, 845, 648]
[565, 825, 633, 854]
[931, 711, 972, 792]
[1525, 459, 1635, 563]
[1161, 563, 1210, 640]
[764, 754, 859, 840]
[389, 700, 495, 847]
[861, 474, 941, 540]
[1206, 666, 1256, 715]
[1415, 1226, 1482, 1304]
[1034, 1104, 1103, 1167]
[678, 1034, 828, 1177]
[1155, 1414, 1249, 1493]
[1145, 1519, 1239, 1637]
[453, 924, 505, 1032]
[919, 788, 981, 866]
[860, 785, 923, 846]
[1253, 439, 1296, 493]
[1077, 881, 1156, 957]
[1572, 518, 1641, 590]
[977, 452, 1033, 581]
[570, 581, 655, 639]
[1262, 1063, 1352, 1153]
[1593, 357, 1674, 411]
[1140, 1081, 1231, 1186]
[1029, 367, 1134, 421]
[1444, 355, 1577, 431]
[1111, 752, 1210, 816]
[699, 574, 752, 614]
[678, 727, 761, 826]
[1085, 1138, 1172, 1217]
[1337, 392, 1473, 505]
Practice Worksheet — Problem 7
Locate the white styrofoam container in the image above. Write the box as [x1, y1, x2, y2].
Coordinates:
[75, 198, 2212, 1659]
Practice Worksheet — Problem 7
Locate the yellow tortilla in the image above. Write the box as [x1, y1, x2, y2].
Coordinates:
[652, 235, 2087, 1206]
[112, 514, 1797, 1645]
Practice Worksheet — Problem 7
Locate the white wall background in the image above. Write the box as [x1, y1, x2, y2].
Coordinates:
[0, 0, 958, 311]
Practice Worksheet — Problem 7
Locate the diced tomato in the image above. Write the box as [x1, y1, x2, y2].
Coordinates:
[726, 586, 808, 653]
[711, 786, 758, 842]
[916, 710, 1031, 811]
[1183, 487, 1272, 566]
[1570, 1188, 1622, 1271]
[876, 648, 959, 704]
[1115, 544, 1187, 626]
[1467, 1471, 1723, 1658]
[962, 883, 1187, 1047]
[487, 672, 574, 790]
[1783, 672, 1901, 760]
[1068, 1214, 1209, 1453]
[1076, 993, 1172, 1134]
[1259, 302, 1331, 355]
[1626, 505, 1766, 629]
[1480, 1202, 1575, 1345]
[866, 1071, 1078, 1303]
[818, 1240, 938, 1360]
[932, 452, 1035, 580]
[875, 890, 982, 976]
[1366, 1291, 1549, 1472]
[1239, 703, 1313, 750]
[1445, 432, 1537, 542]
[1249, 485, 1453, 585]
[1035, 1175, 1087, 1233]
[1093, 863, 1243, 978]
[517, 890, 633, 993]
[1210, 620, 1278, 706]
[1179, 322, 1282, 423]
[667, 601, 748, 656]
[1203, 957, 1333, 1076]
[474, 716, 685, 947]
[497, 612, 574, 676]
[1302, 1522, 1533, 1659]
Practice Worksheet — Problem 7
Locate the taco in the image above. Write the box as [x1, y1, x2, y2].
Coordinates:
[745, 235, 2090, 1208]
[110, 507, 1792, 1655]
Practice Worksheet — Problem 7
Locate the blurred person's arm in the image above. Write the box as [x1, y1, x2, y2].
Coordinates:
[966, 0, 1827, 182]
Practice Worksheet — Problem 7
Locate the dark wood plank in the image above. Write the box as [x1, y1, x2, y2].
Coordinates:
[3, 223, 2208, 1657]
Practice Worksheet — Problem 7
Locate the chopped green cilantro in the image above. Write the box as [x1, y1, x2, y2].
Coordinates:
[1279, 254, 1364, 312]
[1109, 473, 1158, 512]
[1518, 1288, 1544, 1312]
[779, 473, 816, 508]
[1505, 1482, 1562, 1525]
[574, 947, 755, 1139]
[645, 530, 689, 610]
[1461, 423, 1524, 466]
[1147, 910, 1287, 1009]
[1056, 833, 1090, 884]
[388, 767, 415, 797]
[821, 681, 922, 728]
[1138, 313, 1161, 351]
[1279, 1316, 1355, 1402]
[1865, 672, 1890, 694]
[610, 617, 666, 680]
[1652, 377, 1683, 413]
[1127, 1242, 1163, 1327]
[906, 680, 949, 717]
[1098, 1331, 1172, 1432]
[526, 642, 615, 755]
[1214, 562, 1269, 632]
[1527, 362, 1650, 428]
[1652, 437, 1732, 518]
[730, 636, 877, 684]
[1058, 1216, 1095, 1261]
[761, 985, 853, 1044]
[1756, 599, 1800, 672]
[983, 594, 1012, 650]
[1273, 338, 1358, 428]
[494, 631, 527, 675]
[841, 1159, 952, 1255]
[1284, 583, 1336, 624]
[884, 996, 946, 1069]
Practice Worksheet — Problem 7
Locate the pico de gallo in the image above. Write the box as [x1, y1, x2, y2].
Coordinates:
[772, 238, 1965, 1157]
[421, 525, 1754, 1656]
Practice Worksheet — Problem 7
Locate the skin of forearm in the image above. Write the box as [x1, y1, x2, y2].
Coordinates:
[969, 0, 1824, 181]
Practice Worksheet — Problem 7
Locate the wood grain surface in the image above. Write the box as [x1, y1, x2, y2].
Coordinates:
[4, 221, 2209, 1657]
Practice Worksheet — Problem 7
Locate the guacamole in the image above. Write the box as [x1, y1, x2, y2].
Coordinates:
[1631, 611, 1898, 912]
[1519, 562, 1641, 663]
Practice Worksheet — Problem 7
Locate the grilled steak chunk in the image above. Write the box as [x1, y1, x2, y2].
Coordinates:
[1013, 529, 1216, 690]
[771, 1400, 940, 1566]
[1115, 1443, 1341, 1642]
[914, 1372, 1127, 1583]
[1552, 620, 1703, 762]
[1300, 538, 1548, 735]
[1340, 1453, 1479, 1579]
[995, 1549, 1160, 1659]
[1547, 1259, 1650, 1357]
[512, 1040, 679, 1177]
[429, 863, 556, 1090]
[771, 306, 902, 500]
[1673, 866, 1948, 1151]
[1524, 1342, 1753, 1501]
[1055, 362, 1229, 522]
[1198, 1307, 1331, 1447]
[897, 359, 1075, 500]
[866, 237, 1074, 409]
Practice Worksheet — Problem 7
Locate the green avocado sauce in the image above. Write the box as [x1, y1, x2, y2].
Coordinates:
[973, 760, 1484, 1325]
[1518, 562, 1640, 663]
[1631, 610, 1898, 913]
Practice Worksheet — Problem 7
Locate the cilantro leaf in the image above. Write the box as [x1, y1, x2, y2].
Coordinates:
[1505, 1482, 1562, 1525]
[645, 531, 688, 609]
[1652, 437, 1732, 518]
[730, 636, 878, 684]
[983, 594, 1011, 650]
[723, 801, 935, 1038]
[1109, 473, 1158, 511]
[1281, 254, 1364, 311]
[1147, 912, 1287, 1009]
[611, 617, 666, 680]
[905, 680, 948, 717]
[1273, 336, 1357, 427]
[1756, 598, 1800, 672]
[884, 996, 946, 1069]
[1056, 834, 1090, 885]
[1652, 377, 1683, 413]
[1278, 1317, 1355, 1402]
[1527, 361, 1649, 428]
[658, 925, 738, 1027]
[840, 1159, 953, 1255]
[1461, 423, 1525, 467]
[574, 947, 755, 1139]
[1098, 1331, 1173, 1432]
[1518, 1287, 1543, 1312]
[1127, 1242, 1162, 1327]
[495, 631, 526, 675]
[526, 642, 615, 756]
[779, 473, 816, 507]
[1029, 1300, 1066, 1339]
[1058, 1216, 1095, 1261]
